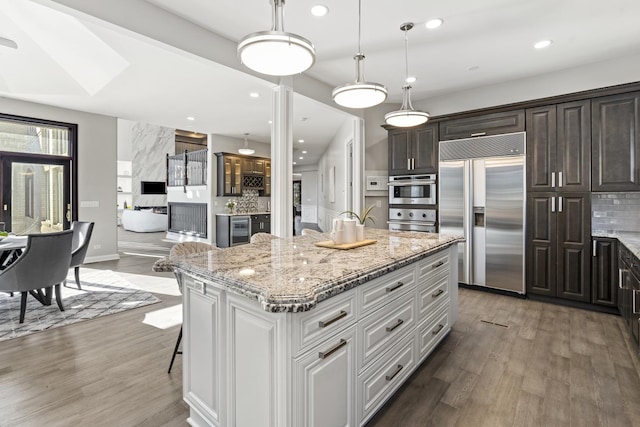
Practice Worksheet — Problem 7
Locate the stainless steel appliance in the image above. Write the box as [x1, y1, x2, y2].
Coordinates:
[439, 132, 525, 294]
[388, 174, 436, 205]
[230, 215, 251, 246]
[388, 207, 436, 232]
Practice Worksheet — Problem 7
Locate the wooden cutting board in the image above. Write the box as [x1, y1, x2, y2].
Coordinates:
[314, 239, 377, 250]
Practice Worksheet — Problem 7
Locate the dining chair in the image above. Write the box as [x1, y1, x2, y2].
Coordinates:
[0, 230, 73, 323]
[65, 221, 95, 290]
[153, 241, 216, 374]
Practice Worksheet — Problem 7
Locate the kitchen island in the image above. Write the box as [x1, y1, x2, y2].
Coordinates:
[171, 228, 462, 427]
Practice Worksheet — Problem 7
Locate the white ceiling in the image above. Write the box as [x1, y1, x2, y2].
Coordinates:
[1, 0, 640, 165]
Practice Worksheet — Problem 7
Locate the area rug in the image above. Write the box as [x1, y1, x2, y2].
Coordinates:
[0, 269, 161, 342]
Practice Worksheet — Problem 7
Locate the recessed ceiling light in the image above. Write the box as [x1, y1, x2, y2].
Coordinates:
[187, 116, 195, 121]
[311, 5, 329, 17]
[293, 161, 297, 165]
[299, 157, 304, 160]
[268, 120, 272, 124]
[425, 18, 443, 29]
[298, 139, 304, 143]
[249, 92, 260, 98]
[302, 150, 308, 154]
[534, 40, 552, 49]
[405, 76, 417, 84]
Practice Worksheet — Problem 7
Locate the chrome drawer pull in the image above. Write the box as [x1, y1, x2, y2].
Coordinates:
[619, 268, 624, 289]
[634, 290, 640, 315]
[318, 339, 347, 360]
[432, 324, 445, 335]
[432, 261, 444, 269]
[432, 289, 444, 298]
[386, 281, 404, 293]
[471, 132, 486, 137]
[386, 318, 404, 332]
[385, 364, 404, 381]
[318, 310, 347, 328]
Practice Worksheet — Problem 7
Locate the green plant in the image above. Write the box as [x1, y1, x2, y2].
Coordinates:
[340, 204, 376, 225]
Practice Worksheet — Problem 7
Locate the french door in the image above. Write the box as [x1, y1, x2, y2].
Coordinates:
[1, 155, 71, 234]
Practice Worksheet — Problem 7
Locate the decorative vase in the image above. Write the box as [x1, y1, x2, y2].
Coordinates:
[342, 219, 357, 244]
[356, 224, 365, 241]
[228, 207, 234, 215]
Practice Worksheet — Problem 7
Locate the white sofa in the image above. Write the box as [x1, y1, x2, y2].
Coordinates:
[122, 209, 167, 232]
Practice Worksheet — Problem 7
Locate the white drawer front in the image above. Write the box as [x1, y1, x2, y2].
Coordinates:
[358, 291, 415, 369]
[358, 333, 415, 423]
[292, 289, 357, 356]
[417, 250, 449, 285]
[417, 301, 450, 362]
[358, 266, 416, 316]
[417, 269, 449, 322]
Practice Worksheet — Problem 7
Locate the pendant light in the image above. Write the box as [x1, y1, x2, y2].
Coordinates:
[332, 0, 387, 109]
[239, 133, 255, 155]
[237, 0, 315, 76]
[384, 23, 429, 127]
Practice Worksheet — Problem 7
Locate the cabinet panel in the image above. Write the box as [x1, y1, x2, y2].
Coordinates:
[413, 126, 438, 173]
[557, 100, 590, 191]
[591, 238, 617, 307]
[388, 130, 411, 175]
[387, 124, 438, 175]
[556, 193, 591, 302]
[592, 92, 640, 191]
[526, 106, 556, 192]
[526, 193, 557, 296]
[293, 327, 357, 427]
[439, 110, 525, 140]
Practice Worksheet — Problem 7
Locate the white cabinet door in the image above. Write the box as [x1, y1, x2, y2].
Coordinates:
[293, 326, 357, 427]
[183, 276, 222, 426]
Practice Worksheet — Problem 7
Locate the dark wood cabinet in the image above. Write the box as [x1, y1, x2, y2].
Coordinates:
[216, 154, 243, 196]
[439, 110, 525, 141]
[592, 91, 640, 192]
[250, 214, 270, 235]
[526, 101, 590, 193]
[387, 123, 438, 175]
[591, 238, 618, 307]
[618, 244, 640, 351]
[243, 158, 266, 176]
[216, 153, 270, 196]
[526, 192, 591, 301]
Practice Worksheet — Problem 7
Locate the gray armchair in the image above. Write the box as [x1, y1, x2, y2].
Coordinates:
[0, 230, 73, 323]
[65, 221, 94, 290]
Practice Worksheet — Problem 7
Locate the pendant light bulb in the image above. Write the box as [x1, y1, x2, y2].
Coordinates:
[238, 0, 315, 76]
[332, 0, 387, 109]
[384, 22, 429, 127]
[239, 133, 255, 155]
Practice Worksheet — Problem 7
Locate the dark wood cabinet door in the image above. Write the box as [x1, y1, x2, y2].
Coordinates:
[557, 100, 591, 192]
[591, 237, 617, 307]
[439, 110, 525, 140]
[526, 192, 557, 296]
[592, 92, 640, 191]
[526, 106, 557, 192]
[388, 129, 411, 175]
[412, 125, 438, 174]
[556, 193, 591, 302]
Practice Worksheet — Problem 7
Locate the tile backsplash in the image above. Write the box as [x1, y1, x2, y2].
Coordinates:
[592, 192, 640, 233]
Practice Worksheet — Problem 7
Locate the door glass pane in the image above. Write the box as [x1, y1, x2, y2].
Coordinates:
[0, 118, 70, 156]
[11, 162, 66, 234]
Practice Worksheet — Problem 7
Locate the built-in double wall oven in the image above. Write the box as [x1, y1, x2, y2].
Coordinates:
[387, 174, 437, 233]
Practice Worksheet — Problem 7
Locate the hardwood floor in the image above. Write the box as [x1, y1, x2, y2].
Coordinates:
[1, 231, 639, 426]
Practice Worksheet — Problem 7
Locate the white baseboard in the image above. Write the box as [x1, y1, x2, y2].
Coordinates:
[84, 253, 120, 264]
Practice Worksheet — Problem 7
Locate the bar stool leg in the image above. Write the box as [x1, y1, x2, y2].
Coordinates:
[168, 326, 183, 374]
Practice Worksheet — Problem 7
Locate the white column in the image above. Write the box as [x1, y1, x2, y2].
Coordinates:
[271, 81, 293, 237]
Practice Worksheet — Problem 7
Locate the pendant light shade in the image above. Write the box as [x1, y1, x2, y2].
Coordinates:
[385, 23, 429, 127]
[239, 133, 255, 155]
[238, 0, 315, 76]
[332, 0, 387, 109]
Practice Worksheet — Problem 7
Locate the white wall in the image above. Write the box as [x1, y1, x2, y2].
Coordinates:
[316, 119, 354, 232]
[293, 164, 319, 224]
[0, 96, 118, 262]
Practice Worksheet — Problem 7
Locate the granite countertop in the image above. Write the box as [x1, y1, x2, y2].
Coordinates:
[593, 231, 640, 259]
[172, 228, 463, 313]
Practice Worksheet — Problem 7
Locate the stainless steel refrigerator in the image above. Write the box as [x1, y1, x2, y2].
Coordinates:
[439, 132, 526, 294]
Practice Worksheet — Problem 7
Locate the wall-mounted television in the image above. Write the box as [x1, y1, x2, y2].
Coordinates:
[141, 181, 167, 195]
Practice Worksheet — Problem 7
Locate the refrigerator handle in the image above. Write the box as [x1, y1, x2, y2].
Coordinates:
[551, 172, 555, 188]
[559, 196, 563, 213]
[551, 196, 555, 213]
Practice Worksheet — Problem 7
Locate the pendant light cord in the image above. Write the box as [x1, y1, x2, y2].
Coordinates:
[357, 0, 362, 54]
[404, 28, 409, 82]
